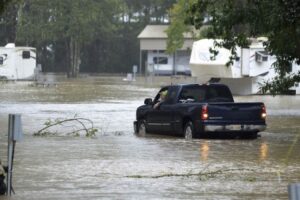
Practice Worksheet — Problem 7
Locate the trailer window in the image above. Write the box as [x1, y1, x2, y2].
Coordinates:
[255, 51, 268, 62]
[22, 51, 30, 59]
[153, 57, 168, 64]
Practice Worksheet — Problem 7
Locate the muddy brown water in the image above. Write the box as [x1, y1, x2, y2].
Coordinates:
[0, 76, 299, 200]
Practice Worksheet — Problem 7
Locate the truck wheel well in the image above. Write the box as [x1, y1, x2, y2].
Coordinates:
[182, 117, 192, 128]
[137, 116, 145, 121]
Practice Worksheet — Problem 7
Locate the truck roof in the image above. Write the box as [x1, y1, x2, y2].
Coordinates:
[168, 83, 229, 88]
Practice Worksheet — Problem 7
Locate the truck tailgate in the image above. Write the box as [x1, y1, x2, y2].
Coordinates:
[207, 102, 264, 122]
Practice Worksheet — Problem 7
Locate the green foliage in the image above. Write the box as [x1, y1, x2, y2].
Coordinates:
[43, 119, 52, 127]
[0, 0, 19, 45]
[166, 0, 195, 54]
[16, 0, 123, 77]
[34, 116, 98, 137]
[261, 71, 300, 95]
[0, 0, 13, 14]
[1, 1, 176, 75]
[169, 0, 300, 94]
[86, 128, 98, 137]
[244, 176, 256, 182]
[17, 0, 121, 45]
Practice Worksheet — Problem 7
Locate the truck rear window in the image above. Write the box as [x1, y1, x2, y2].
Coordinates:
[179, 85, 233, 103]
[179, 87, 206, 102]
[206, 86, 234, 102]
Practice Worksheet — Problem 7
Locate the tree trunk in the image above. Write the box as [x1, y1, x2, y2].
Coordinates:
[68, 37, 81, 78]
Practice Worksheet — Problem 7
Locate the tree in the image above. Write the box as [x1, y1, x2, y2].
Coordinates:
[16, 0, 122, 77]
[0, 0, 19, 45]
[166, 0, 196, 54]
[0, 0, 13, 14]
[168, 0, 300, 94]
[2, 1, 175, 75]
[122, 0, 175, 24]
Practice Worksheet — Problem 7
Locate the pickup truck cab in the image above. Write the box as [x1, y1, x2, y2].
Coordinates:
[134, 84, 266, 139]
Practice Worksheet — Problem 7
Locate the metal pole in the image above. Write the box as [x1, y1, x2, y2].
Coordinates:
[139, 50, 142, 76]
[7, 114, 14, 196]
[288, 183, 300, 200]
[6, 114, 22, 196]
[173, 51, 176, 76]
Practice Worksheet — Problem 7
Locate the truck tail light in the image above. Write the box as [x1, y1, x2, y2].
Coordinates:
[261, 104, 267, 119]
[201, 105, 209, 120]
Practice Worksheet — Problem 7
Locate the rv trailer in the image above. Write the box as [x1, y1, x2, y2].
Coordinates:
[189, 39, 300, 95]
[0, 43, 36, 80]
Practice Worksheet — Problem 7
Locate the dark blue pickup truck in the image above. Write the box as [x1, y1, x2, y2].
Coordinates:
[134, 84, 267, 139]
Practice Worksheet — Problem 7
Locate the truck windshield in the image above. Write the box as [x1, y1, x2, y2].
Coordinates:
[179, 85, 234, 103]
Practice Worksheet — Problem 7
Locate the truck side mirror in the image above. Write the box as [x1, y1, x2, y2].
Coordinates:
[144, 98, 153, 105]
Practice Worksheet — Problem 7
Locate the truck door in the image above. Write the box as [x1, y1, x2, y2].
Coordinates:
[146, 87, 176, 133]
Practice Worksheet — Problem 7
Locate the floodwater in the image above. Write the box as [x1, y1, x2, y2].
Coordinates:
[0, 76, 299, 200]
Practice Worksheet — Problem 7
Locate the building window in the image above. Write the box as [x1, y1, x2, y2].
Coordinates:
[287, 63, 292, 73]
[152, 50, 165, 54]
[255, 51, 268, 62]
[22, 51, 30, 59]
[153, 57, 168, 64]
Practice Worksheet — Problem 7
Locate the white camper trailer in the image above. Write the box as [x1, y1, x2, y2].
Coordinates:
[189, 39, 300, 95]
[147, 50, 191, 75]
[0, 43, 36, 80]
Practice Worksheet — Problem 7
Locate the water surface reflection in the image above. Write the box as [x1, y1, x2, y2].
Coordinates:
[0, 77, 299, 199]
[260, 142, 269, 161]
[200, 141, 210, 161]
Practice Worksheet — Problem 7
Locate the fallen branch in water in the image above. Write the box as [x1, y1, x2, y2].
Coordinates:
[34, 116, 98, 137]
[126, 168, 255, 179]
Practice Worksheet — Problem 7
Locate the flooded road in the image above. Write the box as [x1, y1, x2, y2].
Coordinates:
[0, 76, 299, 199]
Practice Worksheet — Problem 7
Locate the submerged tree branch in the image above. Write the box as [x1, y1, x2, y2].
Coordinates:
[34, 117, 98, 137]
[126, 168, 255, 179]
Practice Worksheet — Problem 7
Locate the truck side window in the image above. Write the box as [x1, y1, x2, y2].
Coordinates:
[154, 87, 168, 104]
[153, 87, 170, 109]
[166, 91, 176, 103]
[0, 57, 3, 65]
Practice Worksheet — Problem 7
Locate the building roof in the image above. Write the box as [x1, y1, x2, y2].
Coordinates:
[138, 25, 196, 39]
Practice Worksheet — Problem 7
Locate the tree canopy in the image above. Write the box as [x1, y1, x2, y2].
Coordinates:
[0, 0, 13, 13]
[166, 0, 193, 54]
[16, 0, 123, 77]
[1, 0, 176, 77]
[168, 0, 300, 94]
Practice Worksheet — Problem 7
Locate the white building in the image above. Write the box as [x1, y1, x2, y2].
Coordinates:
[0, 43, 36, 80]
[138, 25, 195, 76]
[190, 39, 300, 95]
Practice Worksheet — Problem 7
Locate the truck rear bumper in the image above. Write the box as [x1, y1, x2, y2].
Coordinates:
[204, 124, 266, 132]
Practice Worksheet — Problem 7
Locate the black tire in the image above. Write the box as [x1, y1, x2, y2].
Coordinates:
[137, 120, 147, 136]
[241, 131, 258, 139]
[248, 132, 258, 139]
[183, 121, 195, 139]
